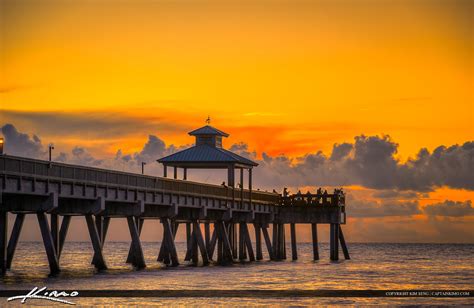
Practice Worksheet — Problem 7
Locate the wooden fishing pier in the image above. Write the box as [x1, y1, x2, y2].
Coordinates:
[0, 124, 349, 276]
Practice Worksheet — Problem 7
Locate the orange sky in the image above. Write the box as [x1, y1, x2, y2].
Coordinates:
[1, 0, 472, 159]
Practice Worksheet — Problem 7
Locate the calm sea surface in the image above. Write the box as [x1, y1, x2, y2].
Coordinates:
[1, 242, 473, 306]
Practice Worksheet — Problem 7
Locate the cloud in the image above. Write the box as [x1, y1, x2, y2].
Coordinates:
[56, 147, 104, 166]
[132, 135, 186, 164]
[0, 124, 46, 158]
[371, 190, 420, 199]
[423, 200, 474, 217]
[347, 198, 422, 218]
[1, 109, 187, 138]
[237, 135, 474, 192]
[330, 142, 353, 161]
[399, 142, 474, 191]
[2, 123, 473, 193]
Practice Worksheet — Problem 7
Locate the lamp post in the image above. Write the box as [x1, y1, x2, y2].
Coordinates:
[0, 138, 4, 155]
[49, 144, 54, 162]
[141, 162, 146, 175]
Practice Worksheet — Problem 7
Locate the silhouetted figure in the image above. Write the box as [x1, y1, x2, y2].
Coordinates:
[283, 187, 289, 197]
[296, 190, 302, 201]
[306, 191, 312, 204]
[273, 189, 278, 194]
[323, 189, 328, 204]
[221, 181, 227, 188]
[317, 187, 322, 195]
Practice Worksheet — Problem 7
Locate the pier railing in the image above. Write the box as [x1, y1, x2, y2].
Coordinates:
[0, 155, 278, 205]
[280, 193, 345, 207]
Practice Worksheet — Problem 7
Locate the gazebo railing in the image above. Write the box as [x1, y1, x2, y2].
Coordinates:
[280, 193, 345, 207]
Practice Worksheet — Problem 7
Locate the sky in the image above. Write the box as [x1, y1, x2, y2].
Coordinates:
[1, 0, 473, 243]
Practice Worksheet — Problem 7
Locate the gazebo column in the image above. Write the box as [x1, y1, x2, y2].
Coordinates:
[228, 165, 235, 208]
[240, 168, 244, 209]
[163, 165, 167, 178]
[183, 168, 187, 180]
[227, 165, 235, 187]
[173, 166, 178, 179]
[248, 168, 253, 210]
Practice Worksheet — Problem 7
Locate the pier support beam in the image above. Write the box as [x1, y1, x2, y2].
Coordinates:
[261, 224, 274, 260]
[37, 212, 60, 275]
[254, 223, 263, 260]
[272, 223, 278, 260]
[50, 214, 59, 254]
[162, 218, 179, 266]
[238, 222, 247, 261]
[126, 216, 145, 269]
[215, 221, 233, 265]
[280, 223, 286, 259]
[126, 218, 143, 263]
[158, 220, 179, 265]
[184, 221, 209, 265]
[204, 222, 210, 254]
[311, 223, 319, 260]
[186, 222, 191, 256]
[1, 211, 8, 273]
[193, 221, 209, 265]
[92, 216, 109, 265]
[290, 223, 297, 260]
[273, 223, 286, 260]
[241, 223, 255, 261]
[184, 225, 195, 262]
[227, 223, 237, 258]
[6, 213, 25, 269]
[330, 223, 339, 261]
[85, 214, 107, 270]
[232, 223, 238, 257]
[339, 225, 350, 260]
[208, 226, 217, 260]
[58, 215, 71, 259]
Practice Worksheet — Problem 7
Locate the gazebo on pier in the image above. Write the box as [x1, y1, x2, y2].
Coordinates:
[157, 122, 258, 193]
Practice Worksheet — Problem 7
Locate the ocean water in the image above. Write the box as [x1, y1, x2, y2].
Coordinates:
[1, 242, 473, 306]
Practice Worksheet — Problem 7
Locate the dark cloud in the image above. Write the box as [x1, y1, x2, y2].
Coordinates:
[57, 147, 104, 167]
[344, 196, 473, 219]
[330, 142, 353, 161]
[372, 190, 420, 199]
[345, 135, 399, 189]
[131, 135, 185, 164]
[0, 124, 46, 158]
[1, 109, 186, 138]
[399, 142, 474, 191]
[247, 135, 474, 192]
[423, 200, 474, 217]
[112, 135, 188, 174]
[347, 199, 422, 218]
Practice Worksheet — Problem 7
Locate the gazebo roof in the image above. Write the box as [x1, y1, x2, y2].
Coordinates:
[157, 144, 258, 167]
[188, 125, 229, 137]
